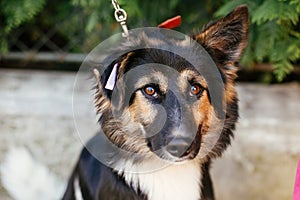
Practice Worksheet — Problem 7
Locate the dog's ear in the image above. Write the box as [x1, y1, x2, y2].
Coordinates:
[193, 5, 249, 78]
[93, 68, 111, 114]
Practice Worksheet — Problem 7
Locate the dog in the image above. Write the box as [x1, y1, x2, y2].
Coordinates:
[63, 5, 248, 200]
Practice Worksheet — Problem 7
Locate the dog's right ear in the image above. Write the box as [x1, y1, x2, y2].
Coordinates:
[193, 5, 248, 80]
[93, 68, 111, 114]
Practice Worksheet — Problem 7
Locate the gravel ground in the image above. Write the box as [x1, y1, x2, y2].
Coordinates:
[0, 69, 299, 200]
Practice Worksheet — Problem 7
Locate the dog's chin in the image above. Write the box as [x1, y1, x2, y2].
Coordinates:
[157, 146, 200, 163]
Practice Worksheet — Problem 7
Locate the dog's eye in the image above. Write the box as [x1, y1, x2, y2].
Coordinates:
[143, 86, 158, 97]
[190, 84, 204, 96]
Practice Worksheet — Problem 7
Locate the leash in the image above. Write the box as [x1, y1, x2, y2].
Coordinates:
[112, 0, 181, 37]
[293, 157, 300, 200]
[112, 0, 129, 37]
[107, 1, 182, 91]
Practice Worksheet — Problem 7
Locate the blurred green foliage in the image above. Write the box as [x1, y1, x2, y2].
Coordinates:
[0, 0, 46, 52]
[216, 0, 300, 81]
[0, 0, 299, 81]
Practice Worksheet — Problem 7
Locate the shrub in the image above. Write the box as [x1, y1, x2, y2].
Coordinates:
[215, 0, 300, 81]
[0, 0, 46, 52]
[1, 0, 299, 81]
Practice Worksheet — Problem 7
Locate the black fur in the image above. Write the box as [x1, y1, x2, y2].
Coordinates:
[63, 146, 148, 200]
[200, 162, 215, 200]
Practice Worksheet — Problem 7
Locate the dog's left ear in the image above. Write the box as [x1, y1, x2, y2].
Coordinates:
[194, 5, 249, 76]
[93, 68, 111, 114]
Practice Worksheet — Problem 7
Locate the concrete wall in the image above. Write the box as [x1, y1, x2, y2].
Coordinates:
[0, 69, 299, 200]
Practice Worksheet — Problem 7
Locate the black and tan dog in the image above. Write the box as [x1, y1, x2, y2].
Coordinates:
[63, 5, 248, 200]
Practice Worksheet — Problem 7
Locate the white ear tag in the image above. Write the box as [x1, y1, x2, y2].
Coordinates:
[105, 63, 118, 90]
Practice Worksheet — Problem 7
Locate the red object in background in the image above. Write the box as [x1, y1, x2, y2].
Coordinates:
[158, 15, 181, 29]
[293, 157, 300, 200]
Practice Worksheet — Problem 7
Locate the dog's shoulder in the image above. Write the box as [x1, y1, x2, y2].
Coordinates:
[63, 147, 147, 200]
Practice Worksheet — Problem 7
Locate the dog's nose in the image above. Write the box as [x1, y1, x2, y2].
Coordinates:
[165, 139, 192, 158]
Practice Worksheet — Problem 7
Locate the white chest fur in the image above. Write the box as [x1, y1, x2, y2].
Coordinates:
[117, 160, 202, 200]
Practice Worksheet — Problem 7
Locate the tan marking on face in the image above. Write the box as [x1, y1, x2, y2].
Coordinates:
[196, 106, 223, 162]
[192, 90, 211, 132]
[129, 91, 158, 127]
[101, 107, 151, 154]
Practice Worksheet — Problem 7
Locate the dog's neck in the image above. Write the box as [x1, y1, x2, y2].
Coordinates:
[115, 158, 202, 200]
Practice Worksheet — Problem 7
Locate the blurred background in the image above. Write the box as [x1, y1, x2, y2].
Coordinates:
[0, 0, 300, 199]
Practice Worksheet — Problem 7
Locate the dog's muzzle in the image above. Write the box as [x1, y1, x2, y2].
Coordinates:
[145, 89, 202, 161]
[164, 122, 201, 160]
[165, 137, 194, 158]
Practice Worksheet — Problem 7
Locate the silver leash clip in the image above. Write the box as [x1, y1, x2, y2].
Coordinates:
[112, 0, 129, 37]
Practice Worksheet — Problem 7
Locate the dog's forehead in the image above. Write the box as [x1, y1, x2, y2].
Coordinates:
[134, 30, 190, 47]
[135, 71, 168, 91]
[179, 69, 207, 88]
[133, 68, 206, 91]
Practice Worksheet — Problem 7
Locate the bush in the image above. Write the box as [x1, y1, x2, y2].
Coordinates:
[1, 0, 299, 81]
[0, 0, 46, 52]
[216, 0, 300, 81]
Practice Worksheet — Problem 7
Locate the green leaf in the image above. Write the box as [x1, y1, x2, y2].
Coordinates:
[214, 0, 250, 17]
[252, 0, 298, 25]
[253, 21, 283, 62]
[273, 60, 294, 82]
[0, 37, 8, 53]
[290, 0, 300, 12]
[2, 0, 46, 32]
[170, 0, 180, 9]
[270, 38, 300, 62]
[287, 41, 300, 62]
[86, 11, 99, 33]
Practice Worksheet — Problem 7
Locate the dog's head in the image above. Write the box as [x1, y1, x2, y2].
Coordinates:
[93, 6, 248, 163]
